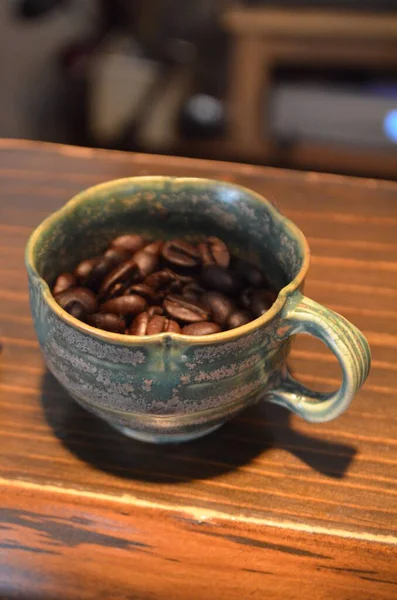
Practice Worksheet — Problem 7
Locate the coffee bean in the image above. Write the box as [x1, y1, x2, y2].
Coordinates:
[163, 294, 209, 323]
[108, 283, 124, 298]
[128, 312, 180, 335]
[68, 303, 86, 320]
[128, 312, 150, 335]
[240, 287, 254, 309]
[182, 282, 205, 304]
[181, 290, 200, 305]
[88, 313, 126, 333]
[75, 256, 115, 290]
[148, 305, 164, 318]
[75, 257, 101, 284]
[246, 265, 268, 288]
[144, 269, 179, 290]
[227, 310, 253, 329]
[198, 237, 230, 268]
[182, 322, 221, 336]
[167, 280, 183, 295]
[100, 294, 147, 316]
[182, 282, 205, 296]
[91, 257, 119, 287]
[110, 234, 145, 254]
[171, 271, 195, 284]
[167, 271, 194, 295]
[51, 233, 278, 336]
[147, 315, 181, 335]
[162, 239, 200, 268]
[99, 259, 140, 299]
[201, 265, 241, 294]
[53, 272, 76, 295]
[164, 319, 181, 334]
[236, 259, 269, 288]
[143, 241, 164, 255]
[200, 291, 235, 326]
[126, 283, 157, 303]
[104, 247, 131, 265]
[133, 249, 160, 277]
[55, 287, 97, 314]
[250, 289, 278, 317]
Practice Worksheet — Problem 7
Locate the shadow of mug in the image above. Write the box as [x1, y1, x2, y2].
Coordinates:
[41, 370, 357, 484]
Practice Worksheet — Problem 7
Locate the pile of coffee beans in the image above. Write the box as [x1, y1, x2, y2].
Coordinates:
[51, 234, 278, 336]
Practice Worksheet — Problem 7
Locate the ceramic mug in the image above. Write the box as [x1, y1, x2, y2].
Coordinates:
[25, 177, 371, 443]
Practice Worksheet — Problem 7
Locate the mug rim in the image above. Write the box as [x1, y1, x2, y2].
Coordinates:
[25, 176, 310, 344]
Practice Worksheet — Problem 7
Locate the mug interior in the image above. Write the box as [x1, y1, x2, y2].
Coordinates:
[30, 177, 307, 297]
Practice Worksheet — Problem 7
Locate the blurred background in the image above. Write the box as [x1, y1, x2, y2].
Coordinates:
[1, 0, 397, 179]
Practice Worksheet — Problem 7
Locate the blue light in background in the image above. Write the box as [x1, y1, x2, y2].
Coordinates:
[383, 109, 397, 143]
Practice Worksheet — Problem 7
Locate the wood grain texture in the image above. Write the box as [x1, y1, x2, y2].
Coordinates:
[223, 7, 397, 41]
[1, 486, 397, 600]
[0, 139, 396, 599]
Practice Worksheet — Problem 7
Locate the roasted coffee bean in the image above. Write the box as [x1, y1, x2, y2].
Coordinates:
[241, 285, 276, 311]
[143, 240, 163, 255]
[201, 265, 241, 294]
[91, 257, 118, 286]
[171, 271, 194, 284]
[75, 257, 101, 283]
[148, 305, 164, 318]
[126, 283, 157, 303]
[144, 268, 179, 290]
[53, 272, 76, 295]
[99, 259, 140, 299]
[68, 303, 86, 320]
[75, 256, 115, 290]
[246, 265, 268, 288]
[104, 247, 131, 265]
[167, 271, 193, 294]
[147, 315, 181, 335]
[182, 282, 205, 296]
[163, 294, 209, 323]
[100, 294, 147, 316]
[235, 259, 269, 288]
[250, 289, 278, 317]
[182, 322, 221, 336]
[162, 239, 200, 268]
[166, 319, 181, 333]
[88, 313, 125, 333]
[55, 287, 97, 314]
[240, 287, 254, 309]
[133, 248, 160, 277]
[128, 312, 150, 335]
[145, 269, 193, 297]
[200, 291, 235, 327]
[198, 237, 230, 268]
[110, 234, 145, 254]
[167, 280, 183, 294]
[109, 283, 124, 298]
[51, 232, 279, 336]
[227, 310, 253, 330]
[181, 290, 201, 305]
[128, 312, 180, 335]
[182, 282, 205, 304]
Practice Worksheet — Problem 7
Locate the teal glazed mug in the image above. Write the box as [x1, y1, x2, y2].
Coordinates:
[25, 177, 371, 443]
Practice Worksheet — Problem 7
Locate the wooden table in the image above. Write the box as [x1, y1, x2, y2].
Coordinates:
[0, 139, 396, 600]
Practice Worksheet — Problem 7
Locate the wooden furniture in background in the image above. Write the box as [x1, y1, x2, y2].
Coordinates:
[0, 139, 396, 599]
[177, 7, 397, 179]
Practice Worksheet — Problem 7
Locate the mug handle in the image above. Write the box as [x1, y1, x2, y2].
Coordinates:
[268, 294, 371, 423]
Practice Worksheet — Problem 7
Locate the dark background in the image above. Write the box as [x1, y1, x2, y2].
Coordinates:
[2, 0, 397, 179]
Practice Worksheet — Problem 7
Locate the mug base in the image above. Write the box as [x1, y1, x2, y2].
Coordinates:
[111, 423, 223, 444]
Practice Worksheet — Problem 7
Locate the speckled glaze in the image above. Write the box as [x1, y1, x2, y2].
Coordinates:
[25, 177, 371, 443]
